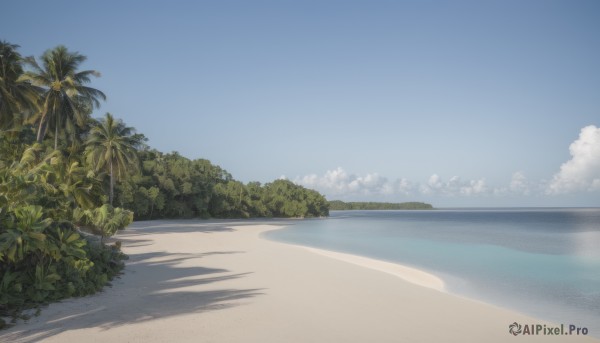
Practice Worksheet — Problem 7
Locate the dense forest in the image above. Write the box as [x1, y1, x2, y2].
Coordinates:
[0, 41, 327, 326]
[116, 149, 329, 219]
[328, 200, 433, 210]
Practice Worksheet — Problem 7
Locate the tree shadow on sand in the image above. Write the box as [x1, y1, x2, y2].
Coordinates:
[125, 219, 296, 235]
[1, 230, 263, 342]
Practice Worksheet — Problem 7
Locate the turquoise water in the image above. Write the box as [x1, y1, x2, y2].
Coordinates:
[265, 209, 600, 336]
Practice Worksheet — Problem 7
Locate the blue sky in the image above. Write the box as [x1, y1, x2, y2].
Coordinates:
[2, 0, 599, 206]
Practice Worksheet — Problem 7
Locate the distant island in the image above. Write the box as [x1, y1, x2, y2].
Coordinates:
[328, 200, 434, 210]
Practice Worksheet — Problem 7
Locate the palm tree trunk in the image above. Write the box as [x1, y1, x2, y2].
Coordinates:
[36, 118, 48, 143]
[109, 159, 114, 206]
[54, 98, 59, 149]
[36, 97, 51, 144]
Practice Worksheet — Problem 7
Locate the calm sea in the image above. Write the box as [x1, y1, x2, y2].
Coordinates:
[264, 209, 600, 335]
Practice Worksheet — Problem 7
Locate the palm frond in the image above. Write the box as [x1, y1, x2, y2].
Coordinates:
[74, 70, 101, 84]
[23, 46, 105, 145]
[0, 42, 43, 129]
[22, 56, 45, 76]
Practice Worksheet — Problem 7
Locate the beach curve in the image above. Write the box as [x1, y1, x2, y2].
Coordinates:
[259, 226, 445, 291]
[1, 219, 598, 343]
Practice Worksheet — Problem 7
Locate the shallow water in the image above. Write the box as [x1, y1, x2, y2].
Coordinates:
[265, 209, 600, 336]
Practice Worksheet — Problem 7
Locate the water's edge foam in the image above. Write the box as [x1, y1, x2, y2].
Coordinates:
[260, 225, 445, 291]
[304, 245, 445, 291]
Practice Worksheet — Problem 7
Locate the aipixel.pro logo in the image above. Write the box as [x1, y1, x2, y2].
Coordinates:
[508, 322, 588, 336]
[509, 322, 522, 336]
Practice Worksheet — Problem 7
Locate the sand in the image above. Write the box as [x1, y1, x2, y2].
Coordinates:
[1, 219, 598, 342]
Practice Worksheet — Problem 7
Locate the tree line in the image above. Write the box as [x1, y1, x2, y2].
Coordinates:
[328, 200, 433, 210]
[0, 41, 328, 325]
[116, 149, 329, 219]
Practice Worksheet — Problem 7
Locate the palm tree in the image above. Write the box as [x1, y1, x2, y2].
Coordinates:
[22, 45, 106, 149]
[85, 113, 143, 205]
[0, 41, 40, 129]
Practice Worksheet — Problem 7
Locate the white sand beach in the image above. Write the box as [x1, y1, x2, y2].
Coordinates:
[1, 220, 598, 342]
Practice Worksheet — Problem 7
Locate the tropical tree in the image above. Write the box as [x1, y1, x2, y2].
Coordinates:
[22, 45, 106, 149]
[85, 113, 143, 205]
[0, 41, 40, 129]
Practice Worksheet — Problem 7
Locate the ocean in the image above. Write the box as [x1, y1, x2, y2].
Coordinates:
[264, 208, 600, 336]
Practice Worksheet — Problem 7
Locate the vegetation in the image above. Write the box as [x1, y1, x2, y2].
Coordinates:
[85, 113, 144, 206]
[0, 41, 329, 326]
[328, 200, 433, 210]
[0, 41, 39, 130]
[0, 141, 129, 328]
[116, 150, 329, 219]
[22, 45, 106, 148]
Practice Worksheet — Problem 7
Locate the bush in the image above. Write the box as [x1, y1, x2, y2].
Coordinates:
[0, 146, 129, 328]
[73, 204, 133, 241]
[0, 211, 127, 325]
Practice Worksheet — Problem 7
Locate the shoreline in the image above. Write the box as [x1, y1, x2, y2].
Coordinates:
[1, 219, 597, 342]
[260, 226, 445, 292]
[262, 222, 600, 338]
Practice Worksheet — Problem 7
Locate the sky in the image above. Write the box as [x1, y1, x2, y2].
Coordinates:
[2, 0, 599, 207]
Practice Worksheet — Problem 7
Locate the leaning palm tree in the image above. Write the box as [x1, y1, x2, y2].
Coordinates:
[22, 45, 106, 149]
[85, 113, 142, 205]
[0, 41, 40, 129]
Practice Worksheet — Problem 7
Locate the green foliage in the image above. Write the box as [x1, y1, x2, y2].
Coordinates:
[73, 204, 133, 240]
[0, 138, 127, 324]
[0, 41, 40, 130]
[210, 180, 252, 218]
[263, 180, 329, 218]
[22, 45, 106, 148]
[0, 210, 126, 320]
[328, 200, 434, 210]
[0, 126, 37, 167]
[0, 205, 51, 263]
[116, 150, 231, 219]
[116, 151, 329, 219]
[84, 113, 145, 205]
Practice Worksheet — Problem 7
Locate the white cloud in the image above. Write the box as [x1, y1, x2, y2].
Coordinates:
[493, 171, 532, 196]
[509, 171, 530, 195]
[420, 174, 488, 196]
[294, 167, 414, 197]
[548, 125, 600, 194]
[296, 168, 493, 199]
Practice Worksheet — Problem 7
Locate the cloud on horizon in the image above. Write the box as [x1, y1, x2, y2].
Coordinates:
[547, 125, 600, 194]
[293, 125, 600, 202]
[419, 174, 487, 196]
[293, 168, 547, 202]
[492, 171, 533, 196]
[294, 168, 494, 199]
[294, 167, 414, 197]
